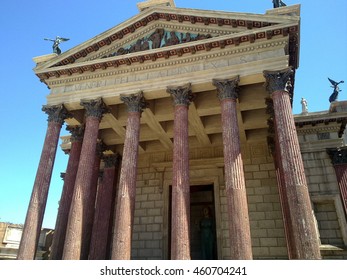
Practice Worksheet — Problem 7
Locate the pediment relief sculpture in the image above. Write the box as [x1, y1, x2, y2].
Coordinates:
[101, 28, 212, 58]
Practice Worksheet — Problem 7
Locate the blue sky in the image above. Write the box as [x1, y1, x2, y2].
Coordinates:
[0, 0, 346, 229]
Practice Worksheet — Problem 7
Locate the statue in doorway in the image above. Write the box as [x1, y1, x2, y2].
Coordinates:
[273, 0, 287, 8]
[199, 207, 214, 260]
[44, 36, 70, 55]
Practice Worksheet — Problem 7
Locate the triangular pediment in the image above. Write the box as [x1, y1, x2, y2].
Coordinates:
[34, 5, 300, 81]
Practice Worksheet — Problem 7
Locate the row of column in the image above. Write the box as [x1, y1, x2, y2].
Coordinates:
[18, 67, 321, 260]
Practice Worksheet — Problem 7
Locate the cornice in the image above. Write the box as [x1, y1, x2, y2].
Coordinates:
[43, 37, 289, 88]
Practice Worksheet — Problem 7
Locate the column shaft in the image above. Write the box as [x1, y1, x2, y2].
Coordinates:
[214, 77, 252, 260]
[264, 68, 321, 259]
[89, 155, 119, 260]
[167, 84, 193, 260]
[50, 126, 83, 259]
[111, 92, 146, 260]
[18, 105, 68, 260]
[80, 149, 102, 259]
[63, 98, 107, 260]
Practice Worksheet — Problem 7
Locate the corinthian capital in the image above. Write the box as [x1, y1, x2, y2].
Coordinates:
[103, 153, 121, 168]
[80, 98, 108, 119]
[120, 91, 147, 113]
[42, 104, 70, 125]
[212, 76, 240, 100]
[263, 67, 293, 94]
[167, 83, 194, 106]
[66, 125, 85, 142]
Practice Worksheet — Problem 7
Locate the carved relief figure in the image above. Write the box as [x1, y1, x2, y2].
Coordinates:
[164, 31, 180, 46]
[149, 28, 165, 49]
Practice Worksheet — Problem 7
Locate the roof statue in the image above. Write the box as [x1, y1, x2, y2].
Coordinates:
[328, 78, 344, 103]
[301, 97, 308, 115]
[44, 36, 70, 55]
[273, 0, 287, 8]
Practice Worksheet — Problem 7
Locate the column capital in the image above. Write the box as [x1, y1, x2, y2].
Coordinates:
[327, 147, 347, 165]
[66, 125, 85, 142]
[120, 91, 147, 113]
[213, 76, 240, 100]
[263, 67, 293, 94]
[80, 98, 108, 119]
[42, 104, 70, 125]
[96, 139, 107, 157]
[167, 83, 194, 106]
[103, 153, 121, 168]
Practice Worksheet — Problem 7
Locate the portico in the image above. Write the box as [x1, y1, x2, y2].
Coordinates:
[18, 1, 322, 260]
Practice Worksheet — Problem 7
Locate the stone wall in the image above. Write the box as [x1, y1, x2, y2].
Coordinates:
[130, 143, 288, 260]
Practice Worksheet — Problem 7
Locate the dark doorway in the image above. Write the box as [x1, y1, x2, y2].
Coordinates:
[168, 184, 218, 260]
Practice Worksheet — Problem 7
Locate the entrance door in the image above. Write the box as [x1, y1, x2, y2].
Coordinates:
[168, 184, 218, 260]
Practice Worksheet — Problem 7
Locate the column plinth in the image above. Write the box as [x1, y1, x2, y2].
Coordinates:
[18, 104, 69, 260]
[111, 92, 146, 260]
[264, 68, 321, 259]
[50, 125, 84, 260]
[213, 77, 252, 260]
[63, 98, 107, 260]
[167, 84, 194, 260]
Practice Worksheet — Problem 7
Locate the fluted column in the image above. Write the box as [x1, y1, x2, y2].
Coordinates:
[63, 98, 107, 260]
[111, 92, 146, 260]
[167, 83, 194, 260]
[50, 125, 84, 260]
[80, 140, 104, 259]
[266, 100, 297, 259]
[18, 104, 69, 260]
[264, 68, 321, 259]
[90, 154, 120, 260]
[213, 77, 252, 260]
[327, 147, 347, 216]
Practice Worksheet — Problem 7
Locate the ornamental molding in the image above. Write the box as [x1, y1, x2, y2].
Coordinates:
[35, 7, 296, 71]
[46, 38, 288, 90]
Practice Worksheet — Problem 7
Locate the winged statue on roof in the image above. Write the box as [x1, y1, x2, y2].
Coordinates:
[328, 78, 344, 103]
[44, 36, 70, 55]
[273, 0, 287, 8]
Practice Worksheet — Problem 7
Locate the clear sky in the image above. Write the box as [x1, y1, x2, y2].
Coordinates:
[0, 0, 346, 229]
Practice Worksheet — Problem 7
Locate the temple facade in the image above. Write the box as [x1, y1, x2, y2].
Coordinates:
[17, 1, 347, 260]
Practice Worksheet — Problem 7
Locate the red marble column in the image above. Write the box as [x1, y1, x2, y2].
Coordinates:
[111, 92, 146, 260]
[50, 125, 84, 260]
[213, 77, 252, 260]
[89, 154, 120, 260]
[264, 68, 321, 259]
[63, 98, 107, 260]
[327, 148, 347, 216]
[80, 140, 104, 259]
[167, 84, 194, 260]
[17, 104, 69, 260]
[266, 102, 297, 259]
